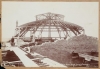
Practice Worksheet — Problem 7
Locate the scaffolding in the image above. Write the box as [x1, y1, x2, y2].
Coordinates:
[14, 12, 84, 44]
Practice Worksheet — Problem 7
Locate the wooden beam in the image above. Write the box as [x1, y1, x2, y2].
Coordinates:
[38, 20, 47, 37]
[13, 47, 39, 67]
[53, 20, 61, 39]
[48, 20, 51, 38]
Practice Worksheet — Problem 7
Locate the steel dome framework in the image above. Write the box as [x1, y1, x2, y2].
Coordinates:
[14, 12, 84, 40]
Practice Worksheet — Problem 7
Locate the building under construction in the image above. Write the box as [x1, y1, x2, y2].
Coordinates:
[14, 12, 84, 45]
[2, 13, 98, 67]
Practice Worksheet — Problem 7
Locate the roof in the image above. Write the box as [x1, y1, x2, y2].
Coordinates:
[19, 20, 83, 30]
[18, 12, 83, 30]
[15, 13, 84, 37]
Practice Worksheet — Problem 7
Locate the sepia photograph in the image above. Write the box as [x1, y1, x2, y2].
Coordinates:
[1, 1, 99, 67]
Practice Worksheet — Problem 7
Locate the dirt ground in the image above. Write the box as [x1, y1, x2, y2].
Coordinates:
[35, 34, 98, 64]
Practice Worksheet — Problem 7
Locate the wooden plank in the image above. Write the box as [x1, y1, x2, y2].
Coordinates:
[13, 47, 39, 67]
[79, 53, 98, 61]
[32, 53, 67, 67]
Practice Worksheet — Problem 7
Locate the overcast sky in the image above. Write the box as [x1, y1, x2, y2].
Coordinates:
[2, 2, 99, 41]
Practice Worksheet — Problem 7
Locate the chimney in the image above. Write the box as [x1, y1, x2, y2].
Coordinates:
[16, 20, 18, 27]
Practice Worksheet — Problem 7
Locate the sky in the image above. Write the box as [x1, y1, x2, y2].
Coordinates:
[2, 2, 99, 41]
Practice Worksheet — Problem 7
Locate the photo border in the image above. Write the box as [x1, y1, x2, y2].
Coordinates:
[0, 0, 100, 69]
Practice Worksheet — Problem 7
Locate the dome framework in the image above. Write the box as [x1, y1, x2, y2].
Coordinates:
[14, 12, 84, 41]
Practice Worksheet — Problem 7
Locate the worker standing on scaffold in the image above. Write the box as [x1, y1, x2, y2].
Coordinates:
[29, 33, 36, 54]
[10, 36, 15, 46]
[31, 33, 36, 45]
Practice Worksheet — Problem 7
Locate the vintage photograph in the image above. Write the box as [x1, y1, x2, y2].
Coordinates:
[1, 1, 99, 67]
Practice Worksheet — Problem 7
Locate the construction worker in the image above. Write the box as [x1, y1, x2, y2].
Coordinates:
[32, 33, 35, 43]
[10, 36, 15, 46]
